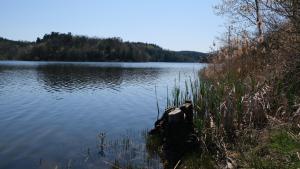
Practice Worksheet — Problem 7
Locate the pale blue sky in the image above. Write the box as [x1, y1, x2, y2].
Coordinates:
[0, 0, 224, 52]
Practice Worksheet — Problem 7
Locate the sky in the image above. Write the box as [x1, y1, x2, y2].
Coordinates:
[0, 0, 224, 52]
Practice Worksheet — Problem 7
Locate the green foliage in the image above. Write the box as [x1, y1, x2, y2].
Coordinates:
[0, 32, 208, 62]
[246, 151, 277, 169]
[145, 134, 162, 157]
[181, 153, 216, 169]
[0, 37, 32, 60]
[240, 128, 300, 169]
[270, 130, 300, 154]
[194, 118, 204, 133]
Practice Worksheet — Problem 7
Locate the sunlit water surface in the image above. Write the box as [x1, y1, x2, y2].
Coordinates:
[0, 61, 205, 169]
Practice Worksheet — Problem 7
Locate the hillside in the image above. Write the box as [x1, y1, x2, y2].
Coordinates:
[0, 32, 208, 62]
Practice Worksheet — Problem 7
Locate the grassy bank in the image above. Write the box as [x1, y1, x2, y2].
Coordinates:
[155, 46, 300, 168]
[149, 1, 300, 168]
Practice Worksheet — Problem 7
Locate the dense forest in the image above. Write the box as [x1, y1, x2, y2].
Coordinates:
[0, 32, 208, 62]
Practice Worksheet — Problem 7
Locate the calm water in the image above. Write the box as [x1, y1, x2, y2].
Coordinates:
[0, 61, 205, 169]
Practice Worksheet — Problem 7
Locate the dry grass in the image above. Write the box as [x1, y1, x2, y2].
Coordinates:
[165, 12, 300, 167]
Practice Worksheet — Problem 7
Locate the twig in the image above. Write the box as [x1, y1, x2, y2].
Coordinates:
[155, 85, 160, 120]
[174, 159, 181, 169]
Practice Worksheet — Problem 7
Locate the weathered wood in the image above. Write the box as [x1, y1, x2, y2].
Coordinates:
[168, 108, 184, 124]
[149, 101, 198, 169]
[181, 101, 193, 123]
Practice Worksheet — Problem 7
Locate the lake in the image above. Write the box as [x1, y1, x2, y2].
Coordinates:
[0, 61, 205, 169]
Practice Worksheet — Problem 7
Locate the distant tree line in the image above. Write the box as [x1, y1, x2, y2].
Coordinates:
[0, 32, 208, 62]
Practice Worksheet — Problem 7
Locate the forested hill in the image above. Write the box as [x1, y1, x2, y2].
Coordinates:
[0, 32, 208, 62]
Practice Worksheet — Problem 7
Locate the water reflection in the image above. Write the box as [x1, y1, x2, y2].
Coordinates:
[37, 65, 125, 93]
[37, 64, 165, 93]
[0, 61, 205, 169]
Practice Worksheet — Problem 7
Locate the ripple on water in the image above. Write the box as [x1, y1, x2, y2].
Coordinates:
[0, 61, 206, 169]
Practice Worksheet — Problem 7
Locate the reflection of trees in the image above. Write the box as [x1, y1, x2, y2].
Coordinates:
[0, 65, 37, 88]
[37, 64, 123, 92]
[36, 64, 162, 93]
[0, 66, 4, 74]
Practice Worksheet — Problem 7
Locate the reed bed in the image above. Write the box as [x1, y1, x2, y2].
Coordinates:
[162, 11, 300, 167]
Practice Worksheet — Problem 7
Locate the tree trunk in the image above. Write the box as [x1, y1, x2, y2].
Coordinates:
[255, 0, 263, 38]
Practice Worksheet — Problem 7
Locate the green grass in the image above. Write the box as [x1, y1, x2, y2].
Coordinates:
[270, 130, 300, 154]
[162, 66, 300, 168]
[145, 134, 162, 157]
[245, 152, 277, 169]
[240, 128, 300, 169]
[180, 153, 216, 169]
